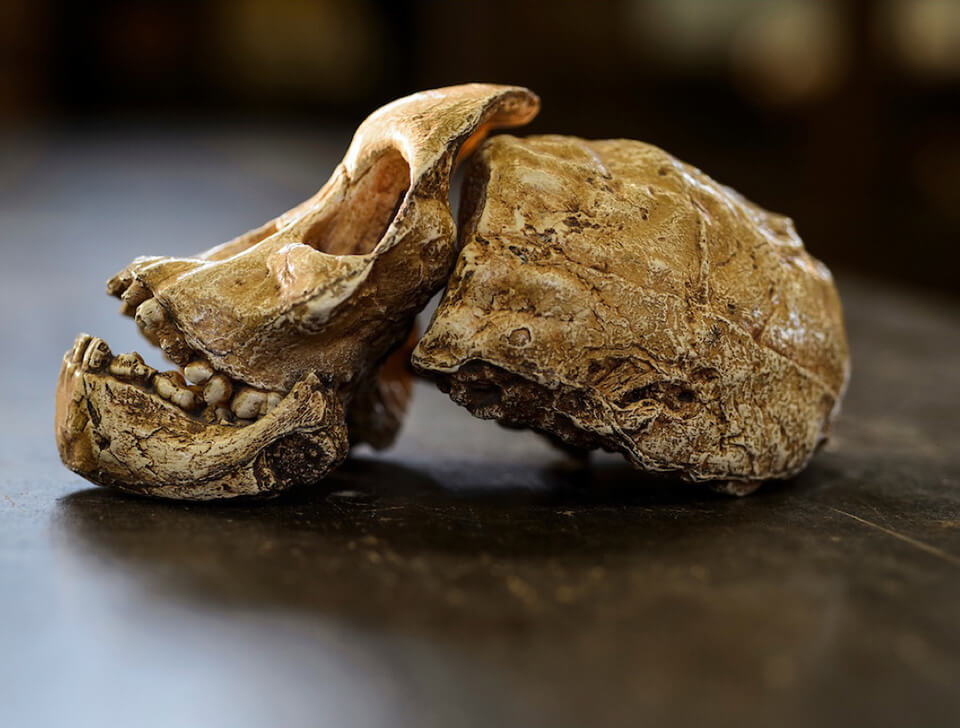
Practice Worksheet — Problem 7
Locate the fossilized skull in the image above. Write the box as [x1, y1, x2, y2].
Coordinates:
[413, 135, 850, 493]
[55, 84, 540, 500]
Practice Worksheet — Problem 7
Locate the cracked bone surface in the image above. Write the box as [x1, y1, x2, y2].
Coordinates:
[54, 84, 540, 500]
[413, 135, 850, 493]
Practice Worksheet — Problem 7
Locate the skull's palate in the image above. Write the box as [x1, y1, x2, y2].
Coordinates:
[304, 148, 410, 256]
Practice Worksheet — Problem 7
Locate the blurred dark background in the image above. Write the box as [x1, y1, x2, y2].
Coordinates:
[2, 6, 960, 727]
[2, 0, 959, 292]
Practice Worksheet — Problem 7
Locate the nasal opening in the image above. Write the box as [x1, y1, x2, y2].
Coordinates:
[302, 148, 411, 256]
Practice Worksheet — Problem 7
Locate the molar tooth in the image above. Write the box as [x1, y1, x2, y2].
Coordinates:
[81, 337, 112, 371]
[184, 360, 214, 385]
[154, 371, 197, 410]
[230, 387, 266, 419]
[203, 374, 233, 405]
[171, 389, 197, 410]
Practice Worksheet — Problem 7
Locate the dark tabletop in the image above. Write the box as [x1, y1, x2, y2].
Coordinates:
[1, 125, 958, 728]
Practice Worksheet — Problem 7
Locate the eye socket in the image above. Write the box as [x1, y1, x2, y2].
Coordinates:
[302, 148, 410, 256]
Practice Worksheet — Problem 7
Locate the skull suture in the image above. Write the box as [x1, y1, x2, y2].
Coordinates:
[413, 135, 850, 494]
[55, 85, 540, 500]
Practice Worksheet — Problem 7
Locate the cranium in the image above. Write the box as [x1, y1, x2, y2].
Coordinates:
[413, 134, 850, 493]
[55, 85, 540, 500]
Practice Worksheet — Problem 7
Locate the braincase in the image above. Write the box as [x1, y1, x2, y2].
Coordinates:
[466, 134, 848, 395]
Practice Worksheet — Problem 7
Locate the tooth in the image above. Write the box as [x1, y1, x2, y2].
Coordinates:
[134, 298, 192, 365]
[171, 389, 197, 410]
[184, 360, 214, 385]
[154, 374, 177, 400]
[231, 387, 266, 419]
[203, 374, 232, 405]
[264, 392, 282, 414]
[134, 301, 162, 346]
[135, 298, 165, 331]
[81, 337, 112, 371]
[70, 334, 93, 364]
[215, 407, 233, 424]
[109, 352, 156, 384]
[154, 372, 197, 410]
[155, 371, 185, 396]
[106, 270, 133, 297]
[110, 351, 143, 369]
[120, 282, 152, 316]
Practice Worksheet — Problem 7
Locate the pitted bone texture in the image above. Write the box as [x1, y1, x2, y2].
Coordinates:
[55, 85, 540, 500]
[413, 135, 850, 491]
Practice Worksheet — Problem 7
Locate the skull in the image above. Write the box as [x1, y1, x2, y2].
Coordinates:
[55, 85, 540, 500]
[413, 134, 850, 494]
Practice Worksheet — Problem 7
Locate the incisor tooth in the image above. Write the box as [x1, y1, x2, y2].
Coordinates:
[203, 374, 232, 405]
[184, 360, 214, 385]
[71, 334, 93, 364]
[231, 388, 265, 419]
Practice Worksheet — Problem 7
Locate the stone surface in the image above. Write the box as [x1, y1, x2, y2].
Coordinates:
[53, 85, 540, 499]
[415, 135, 849, 490]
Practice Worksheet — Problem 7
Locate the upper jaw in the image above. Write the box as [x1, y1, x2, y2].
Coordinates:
[107, 267, 298, 424]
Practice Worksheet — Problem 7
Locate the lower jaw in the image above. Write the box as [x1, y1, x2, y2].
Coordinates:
[55, 334, 349, 500]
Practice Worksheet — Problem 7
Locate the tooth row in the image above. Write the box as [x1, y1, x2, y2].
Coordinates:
[185, 356, 283, 419]
[94, 345, 284, 424]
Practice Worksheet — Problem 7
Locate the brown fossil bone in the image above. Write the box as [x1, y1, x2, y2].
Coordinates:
[55, 84, 540, 500]
[413, 134, 850, 493]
